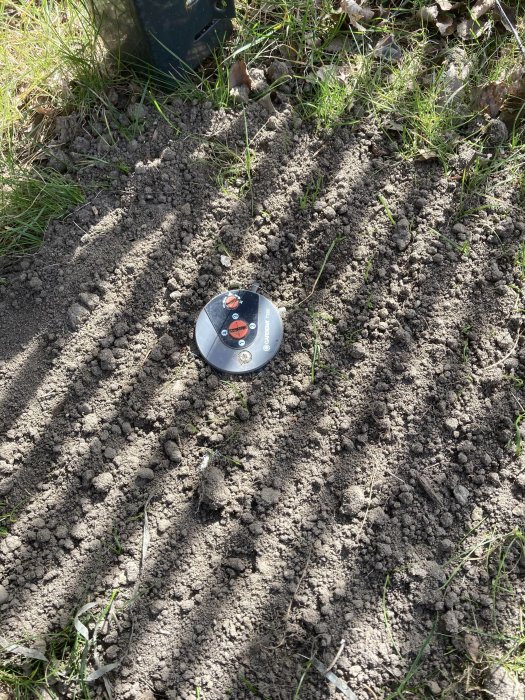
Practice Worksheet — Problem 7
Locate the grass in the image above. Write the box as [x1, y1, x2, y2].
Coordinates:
[0, 0, 113, 257]
[298, 173, 323, 210]
[308, 309, 335, 383]
[2, 0, 525, 257]
[515, 240, 525, 279]
[206, 112, 254, 200]
[0, 591, 120, 699]
[0, 500, 19, 537]
[380, 525, 525, 697]
[1, 164, 84, 256]
[509, 410, 525, 456]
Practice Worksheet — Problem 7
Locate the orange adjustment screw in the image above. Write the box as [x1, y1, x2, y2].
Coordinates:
[228, 319, 248, 340]
[224, 294, 239, 310]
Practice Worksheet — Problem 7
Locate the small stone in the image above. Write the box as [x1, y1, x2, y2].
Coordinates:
[0, 478, 14, 496]
[78, 292, 99, 310]
[99, 349, 116, 371]
[199, 467, 228, 510]
[70, 522, 89, 540]
[125, 561, 139, 583]
[348, 343, 366, 360]
[220, 255, 231, 268]
[340, 485, 365, 516]
[485, 119, 508, 146]
[224, 557, 246, 573]
[427, 680, 441, 696]
[5, 535, 22, 552]
[235, 406, 250, 421]
[266, 59, 292, 83]
[137, 467, 154, 481]
[92, 472, 114, 493]
[453, 484, 470, 505]
[157, 518, 170, 534]
[164, 441, 182, 463]
[180, 599, 194, 613]
[0, 585, 8, 604]
[445, 417, 459, 431]
[36, 528, 52, 543]
[67, 303, 90, 329]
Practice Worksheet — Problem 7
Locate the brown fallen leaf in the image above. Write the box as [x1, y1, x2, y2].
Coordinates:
[229, 60, 252, 105]
[229, 60, 251, 91]
[477, 80, 510, 117]
[340, 0, 374, 30]
[464, 633, 480, 662]
[373, 34, 402, 62]
[34, 105, 57, 117]
[476, 69, 525, 125]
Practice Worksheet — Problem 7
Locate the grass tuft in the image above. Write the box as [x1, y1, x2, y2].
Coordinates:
[0, 165, 84, 256]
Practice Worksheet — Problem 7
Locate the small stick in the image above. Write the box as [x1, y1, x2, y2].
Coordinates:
[284, 544, 313, 623]
[415, 473, 443, 507]
[495, 1, 525, 59]
[297, 236, 344, 307]
[325, 638, 346, 673]
[482, 326, 521, 372]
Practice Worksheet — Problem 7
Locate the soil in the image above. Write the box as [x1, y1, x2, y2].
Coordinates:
[1, 92, 525, 700]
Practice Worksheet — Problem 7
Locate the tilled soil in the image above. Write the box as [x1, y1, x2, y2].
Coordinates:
[1, 95, 525, 700]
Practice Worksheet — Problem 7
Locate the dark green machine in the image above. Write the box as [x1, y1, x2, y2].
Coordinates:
[90, 0, 235, 78]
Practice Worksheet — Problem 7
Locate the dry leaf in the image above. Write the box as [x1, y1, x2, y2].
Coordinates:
[419, 5, 439, 22]
[477, 80, 510, 117]
[476, 68, 525, 122]
[34, 105, 56, 117]
[456, 18, 473, 37]
[383, 119, 404, 132]
[456, 17, 486, 38]
[436, 14, 456, 35]
[464, 633, 480, 662]
[229, 60, 251, 91]
[493, 2, 517, 31]
[471, 0, 495, 21]
[415, 148, 438, 161]
[436, 0, 459, 10]
[373, 35, 402, 62]
[341, 0, 374, 30]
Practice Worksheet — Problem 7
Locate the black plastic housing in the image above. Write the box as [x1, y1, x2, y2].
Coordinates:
[90, 0, 235, 78]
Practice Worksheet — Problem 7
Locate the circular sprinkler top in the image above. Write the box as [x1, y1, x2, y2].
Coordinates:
[195, 289, 283, 374]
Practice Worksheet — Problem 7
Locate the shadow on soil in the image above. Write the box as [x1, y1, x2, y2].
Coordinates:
[0, 94, 524, 699]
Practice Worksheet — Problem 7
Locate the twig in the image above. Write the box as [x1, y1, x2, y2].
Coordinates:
[482, 326, 521, 372]
[269, 544, 313, 649]
[284, 544, 313, 623]
[325, 638, 346, 673]
[296, 236, 344, 307]
[415, 473, 443, 508]
[495, 1, 525, 58]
